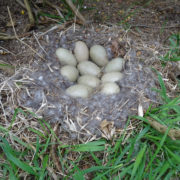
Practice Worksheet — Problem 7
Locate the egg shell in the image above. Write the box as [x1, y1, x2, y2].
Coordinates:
[60, 65, 79, 82]
[66, 84, 92, 98]
[78, 75, 100, 88]
[101, 72, 124, 83]
[101, 82, 120, 95]
[90, 45, 108, 67]
[77, 61, 101, 76]
[74, 41, 89, 62]
[56, 48, 77, 66]
[104, 57, 125, 73]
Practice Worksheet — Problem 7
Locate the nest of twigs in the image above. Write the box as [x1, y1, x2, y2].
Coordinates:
[0, 25, 161, 141]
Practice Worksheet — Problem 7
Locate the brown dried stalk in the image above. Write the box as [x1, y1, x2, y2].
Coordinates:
[7, 6, 45, 60]
[65, 0, 87, 25]
[24, 0, 35, 30]
[147, 117, 180, 140]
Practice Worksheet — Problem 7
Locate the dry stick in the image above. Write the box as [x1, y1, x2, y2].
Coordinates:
[0, 32, 32, 40]
[24, 0, 35, 26]
[130, 24, 180, 29]
[44, 0, 66, 20]
[7, 6, 46, 61]
[0, 46, 16, 56]
[0, 32, 16, 40]
[47, 3, 64, 19]
[65, 0, 87, 25]
[0, 35, 16, 40]
[16, 0, 26, 9]
[147, 117, 180, 140]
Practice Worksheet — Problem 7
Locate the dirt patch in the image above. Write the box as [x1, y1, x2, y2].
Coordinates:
[83, 0, 180, 27]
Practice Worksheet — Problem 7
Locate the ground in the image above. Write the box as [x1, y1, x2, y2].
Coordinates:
[0, 0, 180, 179]
[0, 0, 179, 63]
[0, 0, 179, 71]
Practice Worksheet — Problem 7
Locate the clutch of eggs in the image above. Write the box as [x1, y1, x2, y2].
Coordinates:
[56, 41, 125, 98]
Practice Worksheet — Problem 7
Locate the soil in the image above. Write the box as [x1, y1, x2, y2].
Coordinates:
[0, 0, 179, 140]
[0, 0, 179, 66]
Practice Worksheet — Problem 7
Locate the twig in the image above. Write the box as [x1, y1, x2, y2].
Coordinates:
[65, 0, 87, 25]
[16, 0, 26, 9]
[24, 0, 35, 29]
[44, 0, 65, 20]
[0, 35, 16, 40]
[33, 32, 48, 55]
[147, 117, 180, 140]
[38, 21, 73, 37]
[0, 32, 12, 36]
[7, 6, 46, 61]
[0, 32, 32, 40]
[0, 46, 16, 56]
[130, 24, 180, 29]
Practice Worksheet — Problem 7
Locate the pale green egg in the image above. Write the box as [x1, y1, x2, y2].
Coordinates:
[78, 75, 100, 88]
[90, 45, 108, 67]
[77, 61, 101, 76]
[74, 41, 89, 62]
[60, 65, 79, 82]
[104, 57, 125, 73]
[56, 48, 77, 66]
[66, 84, 92, 98]
[101, 82, 120, 95]
[101, 72, 123, 83]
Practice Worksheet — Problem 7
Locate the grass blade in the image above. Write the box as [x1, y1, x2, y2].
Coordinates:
[0, 143, 36, 175]
[165, 146, 180, 164]
[146, 126, 170, 171]
[155, 161, 170, 179]
[130, 144, 147, 180]
[73, 140, 106, 152]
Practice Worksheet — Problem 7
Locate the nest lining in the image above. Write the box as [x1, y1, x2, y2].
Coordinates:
[1, 26, 158, 139]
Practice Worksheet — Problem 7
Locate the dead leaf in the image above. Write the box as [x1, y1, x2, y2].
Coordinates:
[100, 120, 115, 140]
[136, 51, 142, 57]
[111, 40, 119, 57]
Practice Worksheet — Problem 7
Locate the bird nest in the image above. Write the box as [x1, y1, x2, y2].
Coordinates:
[0, 25, 158, 140]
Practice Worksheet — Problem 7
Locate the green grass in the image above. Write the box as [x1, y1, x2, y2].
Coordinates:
[0, 72, 179, 179]
[160, 33, 180, 62]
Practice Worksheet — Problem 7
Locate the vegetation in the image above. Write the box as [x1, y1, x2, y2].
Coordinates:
[0, 70, 179, 179]
[160, 34, 180, 62]
[0, 0, 179, 179]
